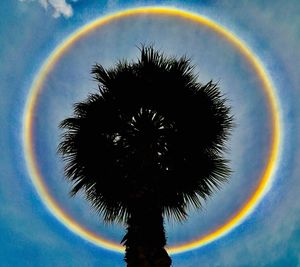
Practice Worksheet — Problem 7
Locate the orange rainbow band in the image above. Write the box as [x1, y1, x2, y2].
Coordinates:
[22, 7, 282, 254]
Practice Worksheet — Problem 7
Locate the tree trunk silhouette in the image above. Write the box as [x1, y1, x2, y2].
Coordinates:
[122, 205, 172, 267]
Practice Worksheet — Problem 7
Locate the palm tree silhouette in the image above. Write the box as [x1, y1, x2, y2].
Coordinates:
[58, 46, 233, 267]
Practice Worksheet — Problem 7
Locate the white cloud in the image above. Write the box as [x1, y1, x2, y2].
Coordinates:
[20, 0, 76, 18]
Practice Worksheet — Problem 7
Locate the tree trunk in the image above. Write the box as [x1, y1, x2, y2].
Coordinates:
[122, 207, 172, 267]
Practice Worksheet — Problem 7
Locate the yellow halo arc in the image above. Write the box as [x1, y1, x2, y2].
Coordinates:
[22, 7, 282, 254]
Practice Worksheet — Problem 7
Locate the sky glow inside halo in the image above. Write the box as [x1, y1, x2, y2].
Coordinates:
[22, 7, 282, 255]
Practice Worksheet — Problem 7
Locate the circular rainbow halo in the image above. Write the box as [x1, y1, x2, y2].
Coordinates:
[22, 6, 281, 254]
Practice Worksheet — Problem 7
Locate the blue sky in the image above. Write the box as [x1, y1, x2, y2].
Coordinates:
[1, 0, 300, 266]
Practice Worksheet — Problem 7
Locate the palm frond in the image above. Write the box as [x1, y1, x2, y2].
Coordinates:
[58, 45, 234, 223]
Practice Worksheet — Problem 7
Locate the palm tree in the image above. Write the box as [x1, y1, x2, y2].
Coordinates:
[58, 46, 233, 267]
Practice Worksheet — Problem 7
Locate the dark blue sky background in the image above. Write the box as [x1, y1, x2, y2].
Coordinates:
[0, 1, 300, 266]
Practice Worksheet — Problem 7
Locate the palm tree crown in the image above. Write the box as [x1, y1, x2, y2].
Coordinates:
[58, 46, 233, 266]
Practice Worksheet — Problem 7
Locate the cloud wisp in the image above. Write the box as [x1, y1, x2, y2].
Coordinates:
[20, 0, 76, 18]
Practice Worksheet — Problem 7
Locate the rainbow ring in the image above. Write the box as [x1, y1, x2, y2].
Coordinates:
[22, 7, 282, 254]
